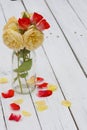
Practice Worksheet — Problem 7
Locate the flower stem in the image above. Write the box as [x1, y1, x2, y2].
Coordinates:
[23, 49, 29, 89]
[17, 53, 23, 93]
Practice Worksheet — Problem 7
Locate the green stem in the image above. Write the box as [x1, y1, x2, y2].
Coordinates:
[23, 49, 30, 89]
[17, 52, 23, 93]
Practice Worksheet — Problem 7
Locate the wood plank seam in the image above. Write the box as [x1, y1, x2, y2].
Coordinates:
[20, 1, 79, 129]
[44, 0, 87, 78]
[0, 3, 8, 130]
[0, 2, 42, 129]
[20, 0, 81, 129]
[28, 87, 43, 130]
[21, 0, 27, 11]
[42, 45, 79, 130]
[0, 98, 8, 130]
[66, 0, 87, 30]
[43, 0, 81, 129]
[0, 2, 7, 22]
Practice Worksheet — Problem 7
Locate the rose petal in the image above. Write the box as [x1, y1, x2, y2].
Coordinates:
[27, 76, 36, 86]
[31, 12, 43, 24]
[10, 103, 20, 110]
[36, 19, 50, 31]
[36, 77, 44, 83]
[47, 84, 58, 92]
[37, 105, 48, 112]
[18, 17, 31, 30]
[36, 82, 48, 89]
[22, 110, 31, 117]
[61, 100, 71, 107]
[1, 89, 14, 98]
[8, 89, 14, 98]
[13, 99, 24, 105]
[35, 100, 46, 106]
[0, 78, 8, 84]
[37, 90, 52, 97]
[9, 113, 21, 122]
[35, 100, 48, 111]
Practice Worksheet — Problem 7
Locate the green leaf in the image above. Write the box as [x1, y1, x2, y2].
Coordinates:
[19, 29, 25, 34]
[22, 12, 28, 18]
[14, 59, 32, 73]
[18, 49, 30, 59]
[13, 77, 17, 83]
[19, 72, 28, 78]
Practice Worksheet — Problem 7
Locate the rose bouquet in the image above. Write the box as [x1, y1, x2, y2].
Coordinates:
[2, 11, 50, 94]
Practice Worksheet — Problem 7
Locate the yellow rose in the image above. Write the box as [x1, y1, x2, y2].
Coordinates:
[4, 17, 18, 31]
[3, 29, 24, 50]
[23, 28, 44, 50]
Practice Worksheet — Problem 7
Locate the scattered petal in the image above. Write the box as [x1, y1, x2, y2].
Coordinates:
[37, 90, 52, 97]
[27, 76, 36, 86]
[22, 110, 31, 117]
[9, 113, 21, 122]
[35, 100, 46, 106]
[1, 89, 14, 98]
[37, 105, 48, 112]
[47, 84, 58, 91]
[61, 100, 71, 107]
[36, 77, 44, 83]
[35, 100, 48, 112]
[8, 89, 14, 97]
[0, 78, 8, 84]
[10, 103, 20, 110]
[13, 99, 24, 104]
[36, 82, 48, 89]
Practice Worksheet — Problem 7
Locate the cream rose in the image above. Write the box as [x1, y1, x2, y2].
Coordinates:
[4, 17, 18, 31]
[23, 28, 44, 50]
[3, 29, 24, 50]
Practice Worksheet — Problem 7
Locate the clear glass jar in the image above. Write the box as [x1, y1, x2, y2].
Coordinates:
[12, 48, 36, 94]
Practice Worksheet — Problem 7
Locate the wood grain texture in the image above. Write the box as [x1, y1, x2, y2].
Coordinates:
[23, 0, 87, 129]
[0, 0, 87, 130]
[45, 0, 87, 76]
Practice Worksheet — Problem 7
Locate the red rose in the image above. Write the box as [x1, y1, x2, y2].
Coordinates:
[36, 19, 50, 31]
[30, 12, 43, 24]
[18, 17, 31, 30]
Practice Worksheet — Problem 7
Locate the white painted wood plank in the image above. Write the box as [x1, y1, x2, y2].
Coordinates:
[0, 75, 41, 130]
[0, 2, 41, 130]
[23, 0, 87, 130]
[0, 0, 78, 130]
[0, 6, 9, 130]
[68, 0, 87, 29]
[45, 0, 87, 76]
[0, 4, 12, 74]
[0, 102, 6, 130]
[34, 48, 77, 130]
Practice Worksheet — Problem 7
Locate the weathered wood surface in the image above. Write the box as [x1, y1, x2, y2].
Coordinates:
[0, 0, 87, 130]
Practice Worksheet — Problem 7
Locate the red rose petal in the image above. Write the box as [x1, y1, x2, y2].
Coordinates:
[18, 17, 31, 30]
[36, 77, 44, 83]
[8, 89, 14, 98]
[37, 90, 52, 97]
[9, 113, 21, 122]
[36, 19, 50, 31]
[15, 115, 21, 121]
[9, 113, 14, 120]
[31, 12, 43, 24]
[10, 103, 20, 110]
[1, 89, 14, 98]
[1, 93, 8, 98]
[36, 82, 48, 88]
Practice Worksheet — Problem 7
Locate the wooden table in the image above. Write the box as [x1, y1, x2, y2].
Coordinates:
[0, 0, 87, 130]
